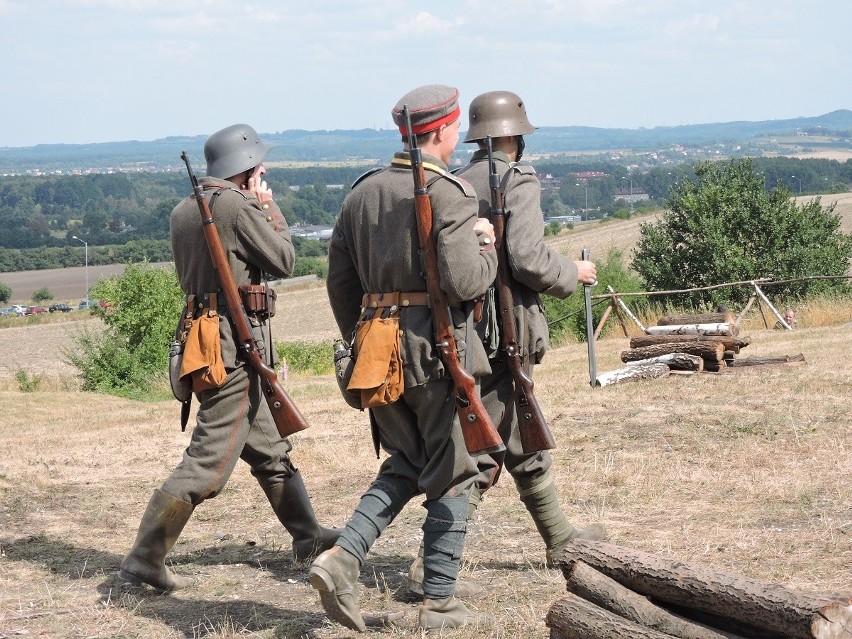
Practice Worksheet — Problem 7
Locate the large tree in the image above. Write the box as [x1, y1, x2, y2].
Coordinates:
[631, 158, 852, 306]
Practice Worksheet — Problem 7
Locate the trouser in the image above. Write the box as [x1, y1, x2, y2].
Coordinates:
[162, 364, 296, 505]
[336, 379, 479, 596]
[473, 359, 551, 494]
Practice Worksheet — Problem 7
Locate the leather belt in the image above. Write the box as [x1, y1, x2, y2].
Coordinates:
[362, 291, 429, 308]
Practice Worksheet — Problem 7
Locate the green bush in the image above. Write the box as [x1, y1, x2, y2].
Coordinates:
[65, 261, 184, 397]
[15, 369, 42, 392]
[0, 280, 12, 303]
[293, 256, 328, 279]
[32, 287, 53, 303]
[276, 341, 333, 376]
[632, 158, 852, 307]
[545, 248, 645, 344]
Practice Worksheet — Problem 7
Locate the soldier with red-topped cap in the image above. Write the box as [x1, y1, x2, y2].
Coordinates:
[310, 86, 498, 632]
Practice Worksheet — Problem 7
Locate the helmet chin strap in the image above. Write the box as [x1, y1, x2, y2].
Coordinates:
[516, 135, 525, 162]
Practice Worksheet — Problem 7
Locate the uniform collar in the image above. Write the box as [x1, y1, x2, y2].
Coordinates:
[470, 148, 512, 164]
[391, 151, 449, 174]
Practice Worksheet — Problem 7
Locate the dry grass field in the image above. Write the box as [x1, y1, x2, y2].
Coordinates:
[1, 195, 852, 638]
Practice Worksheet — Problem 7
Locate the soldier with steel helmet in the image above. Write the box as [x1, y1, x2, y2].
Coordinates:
[119, 124, 339, 593]
[444, 91, 604, 574]
[311, 85, 498, 631]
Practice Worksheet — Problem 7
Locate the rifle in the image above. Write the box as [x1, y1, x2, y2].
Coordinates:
[485, 137, 556, 454]
[401, 107, 504, 456]
[180, 152, 309, 438]
[582, 247, 598, 388]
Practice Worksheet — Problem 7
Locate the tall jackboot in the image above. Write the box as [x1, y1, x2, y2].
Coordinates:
[259, 471, 341, 562]
[119, 489, 195, 592]
[514, 470, 606, 568]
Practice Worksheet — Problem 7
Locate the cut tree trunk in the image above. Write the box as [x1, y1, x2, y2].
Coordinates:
[646, 323, 737, 337]
[596, 362, 671, 388]
[703, 359, 728, 372]
[553, 540, 852, 639]
[630, 335, 751, 351]
[566, 561, 748, 639]
[728, 354, 806, 368]
[627, 353, 704, 372]
[657, 312, 734, 326]
[622, 342, 724, 363]
[547, 593, 680, 639]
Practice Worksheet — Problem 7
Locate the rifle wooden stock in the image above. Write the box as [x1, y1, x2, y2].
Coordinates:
[180, 152, 309, 439]
[485, 137, 556, 454]
[402, 109, 504, 456]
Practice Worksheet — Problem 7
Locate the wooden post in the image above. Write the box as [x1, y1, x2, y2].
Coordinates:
[594, 300, 614, 341]
[753, 283, 790, 330]
[607, 285, 647, 333]
[734, 293, 757, 328]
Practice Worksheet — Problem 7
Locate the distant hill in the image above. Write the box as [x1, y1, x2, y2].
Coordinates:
[2, 110, 850, 174]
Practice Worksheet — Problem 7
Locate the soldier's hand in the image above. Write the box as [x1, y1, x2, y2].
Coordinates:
[575, 260, 597, 285]
[244, 164, 273, 205]
[473, 217, 495, 250]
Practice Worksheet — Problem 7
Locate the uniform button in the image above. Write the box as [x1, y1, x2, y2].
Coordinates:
[262, 203, 270, 210]
[402, 299, 410, 306]
[266, 216, 273, 222]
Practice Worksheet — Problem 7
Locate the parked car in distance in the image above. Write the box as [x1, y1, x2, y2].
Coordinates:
[0, 307, 15, 316]
[49, 303, 73, 313]
[9, 304, 27, 316]
[25, 306, 48, 315]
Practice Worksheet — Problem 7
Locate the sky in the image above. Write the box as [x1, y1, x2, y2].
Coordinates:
[1, 0, 849, 148]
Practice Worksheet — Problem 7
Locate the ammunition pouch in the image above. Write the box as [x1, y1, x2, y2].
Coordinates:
[239, 283, 276, 318]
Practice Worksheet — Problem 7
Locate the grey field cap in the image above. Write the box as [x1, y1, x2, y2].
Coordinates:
[391, 84, 461, 135]
[204, 124, 274, 179]
[464, 90, 536, 142]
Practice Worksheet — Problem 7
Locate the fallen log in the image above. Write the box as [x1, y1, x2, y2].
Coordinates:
[657, 312, 734, 326]
[547, 593, 680, 639]
[703, 359, 728, 372]
[727, 353, 806, 368]
[630, 334, 751, 351]
[596, 362, 671, 388]
[627, 353, 704, 372]
[566, 561, 747, 639]
[554, 540, 852, 639]
[646, 323, 737, 337]
[622, 342, 724, 363]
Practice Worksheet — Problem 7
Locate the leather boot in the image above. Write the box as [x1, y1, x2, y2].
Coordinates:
[259, 471, 342, 562]
[308, 546, 366, 632]
[406, 542, 483, 599]
[119, 489, 195, 592]
[419, 596, 494, 631]
[514, 470, 606, 568]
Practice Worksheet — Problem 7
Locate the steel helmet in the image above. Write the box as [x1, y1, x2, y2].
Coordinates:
[464, 91, 536, 143]
[204, 124, 273, 179]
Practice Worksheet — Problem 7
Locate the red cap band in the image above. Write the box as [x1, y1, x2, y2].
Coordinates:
[398, 106, 461, 136]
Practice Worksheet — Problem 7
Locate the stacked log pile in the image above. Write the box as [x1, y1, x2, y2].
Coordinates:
[547, 540, 852, 639]
[597, 312, 750, 386]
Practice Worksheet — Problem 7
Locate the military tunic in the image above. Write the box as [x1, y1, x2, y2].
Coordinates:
[454, 150, 579, 481]
[326, 152, 498, 499]
[162, 177, 297, 504]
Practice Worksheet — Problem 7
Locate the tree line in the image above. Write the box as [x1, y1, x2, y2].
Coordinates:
[0, 156, 850, 273]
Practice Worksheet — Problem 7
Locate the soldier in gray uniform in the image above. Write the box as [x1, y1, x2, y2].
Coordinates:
[412, 91, 604, 585]
[310, 86, 498, 632]
[119, 124, 339, 593]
